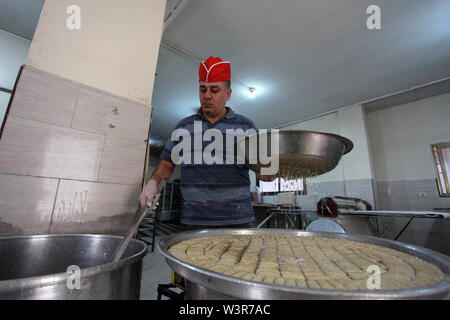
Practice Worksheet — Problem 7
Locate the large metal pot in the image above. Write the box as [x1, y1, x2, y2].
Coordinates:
[236, 130, 353, 177]
[158, 229, 450, 300]
[0, 234, 147, 300]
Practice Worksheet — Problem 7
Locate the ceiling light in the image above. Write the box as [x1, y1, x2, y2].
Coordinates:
[248, 87, 256, 98]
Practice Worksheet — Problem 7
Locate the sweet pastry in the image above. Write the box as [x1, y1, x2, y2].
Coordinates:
[168, 234, 445, 290]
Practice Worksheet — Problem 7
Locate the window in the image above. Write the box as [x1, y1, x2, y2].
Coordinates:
[431, 143, 450, 197]
[259, 178, 279, 193]
[259, 178, 306, 194]
[280, 178, 304, 192]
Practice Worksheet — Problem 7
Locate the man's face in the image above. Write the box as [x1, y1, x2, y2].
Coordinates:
[199, 81, 232, 117]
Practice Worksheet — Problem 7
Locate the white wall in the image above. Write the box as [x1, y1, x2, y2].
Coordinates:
[367, 92, 450, 182]
[338, 105, 375, 181]
[259, 105, 375, 208]
[26, 0, 166, 105]
[0, 30, 31, 125]
[364, 93, 450, 249]
[278, 104, 374, 183]
[264, 92, 450, 210]
[249, 112, 341, 190]
[277, 112, 342, 182]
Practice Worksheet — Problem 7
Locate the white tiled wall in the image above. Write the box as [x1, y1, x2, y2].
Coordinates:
[0, 66, 152, 236]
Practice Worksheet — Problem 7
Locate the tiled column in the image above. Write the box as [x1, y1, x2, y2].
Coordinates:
[0, 0, 166, 236]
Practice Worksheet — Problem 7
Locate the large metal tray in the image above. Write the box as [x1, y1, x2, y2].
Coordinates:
[158, 229, 450, 300]
[236, 130, 353, 177]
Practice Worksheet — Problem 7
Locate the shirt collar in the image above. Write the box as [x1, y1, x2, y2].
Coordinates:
[195, 106, 236, 120]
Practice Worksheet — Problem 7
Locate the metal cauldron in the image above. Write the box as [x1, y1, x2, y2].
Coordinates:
[158, 229, 450, 300]
[236, 130, 353, 177]
[0, 234, 147, 300]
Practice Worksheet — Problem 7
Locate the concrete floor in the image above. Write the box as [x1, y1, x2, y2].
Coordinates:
[139, 236, 176, 300]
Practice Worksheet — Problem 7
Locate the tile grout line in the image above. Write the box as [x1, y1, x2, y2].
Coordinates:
[70, 84, 81, 128]
[26, 64, 150, 108]
[9, 113, 146, 143]
[97, 135, 107, 182]
[0, 172, 141, 187]
[48, 178, 61, 233]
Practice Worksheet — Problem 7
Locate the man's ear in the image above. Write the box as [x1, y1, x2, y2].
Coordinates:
[227, 88, 232, 100]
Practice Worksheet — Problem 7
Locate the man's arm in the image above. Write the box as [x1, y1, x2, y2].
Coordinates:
[149, 159, 175, 183]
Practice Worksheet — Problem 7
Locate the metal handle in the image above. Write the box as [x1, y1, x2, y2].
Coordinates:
[111, 179, 167, 263]
[111, 205, 151, 263]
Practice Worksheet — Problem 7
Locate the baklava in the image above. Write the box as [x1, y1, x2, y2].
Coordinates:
[168, 234, 445, 290]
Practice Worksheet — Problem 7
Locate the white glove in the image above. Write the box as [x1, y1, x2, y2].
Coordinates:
[139, 180, 160, 209]
[355, 201, 367, 211]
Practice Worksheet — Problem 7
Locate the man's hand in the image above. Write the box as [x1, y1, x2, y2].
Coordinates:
[139, 159, 175, 208]
[139, 180, 160, 208]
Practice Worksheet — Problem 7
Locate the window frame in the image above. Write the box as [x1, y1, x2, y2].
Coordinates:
[431, 142, 450, 197]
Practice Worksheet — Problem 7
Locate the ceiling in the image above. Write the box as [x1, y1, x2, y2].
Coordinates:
[1, 0, 449, 143]
[0, 0, 44, 40]
[152, 0, 450, 138]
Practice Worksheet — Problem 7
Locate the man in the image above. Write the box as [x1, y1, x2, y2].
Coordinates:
[140, 56, 265, 229]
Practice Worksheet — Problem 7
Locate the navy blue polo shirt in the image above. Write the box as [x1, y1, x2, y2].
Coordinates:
[160, 107, 257, 226]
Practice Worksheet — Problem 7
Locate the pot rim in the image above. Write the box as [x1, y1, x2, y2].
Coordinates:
[0, 234, 147, 292]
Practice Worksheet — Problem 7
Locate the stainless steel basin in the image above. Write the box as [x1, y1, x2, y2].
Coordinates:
[236, 130, 353, 177]
[0, 234, 147, 300]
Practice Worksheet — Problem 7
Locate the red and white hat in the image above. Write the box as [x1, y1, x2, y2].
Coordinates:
[199, 56, 231, 82]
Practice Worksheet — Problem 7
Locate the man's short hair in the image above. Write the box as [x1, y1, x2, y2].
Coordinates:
[199, 80, 231, 90]
[223, 80, 231, 90]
